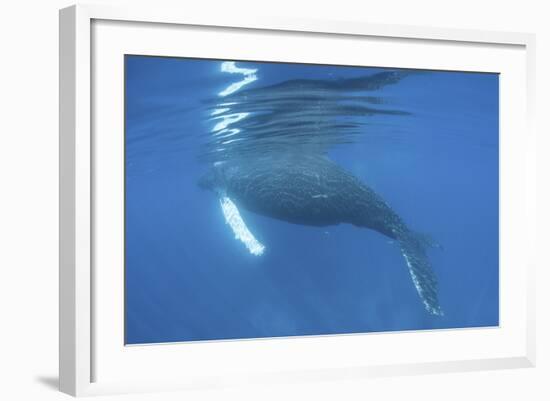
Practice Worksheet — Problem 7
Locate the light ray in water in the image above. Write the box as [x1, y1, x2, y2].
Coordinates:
[212, 112, 249, 132]
[220, 196, 265, 256]
[218, 61, 258, 97]
[210, 107, 230, 116]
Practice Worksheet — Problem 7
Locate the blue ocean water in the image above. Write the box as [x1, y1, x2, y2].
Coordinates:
[125, 55, 499, 345]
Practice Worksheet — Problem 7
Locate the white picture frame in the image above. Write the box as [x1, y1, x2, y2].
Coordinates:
[59, 3, 536, 397]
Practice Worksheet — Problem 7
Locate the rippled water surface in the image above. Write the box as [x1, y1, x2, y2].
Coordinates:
[125, 56, 499, 344]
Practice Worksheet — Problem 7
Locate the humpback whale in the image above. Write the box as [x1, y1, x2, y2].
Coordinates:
[200, 64, 442, 315]
[198, 153, 443, 316]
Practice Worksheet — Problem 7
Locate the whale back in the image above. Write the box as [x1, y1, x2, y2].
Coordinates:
[201, 154, 404, 237]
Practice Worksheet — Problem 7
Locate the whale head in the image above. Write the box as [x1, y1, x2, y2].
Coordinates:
[197, 162, 227, 192]
[197, 169, 216, 191]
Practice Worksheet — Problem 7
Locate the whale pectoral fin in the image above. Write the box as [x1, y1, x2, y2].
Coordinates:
[219, 196, 265, 256]
[399, 233, 443, 316]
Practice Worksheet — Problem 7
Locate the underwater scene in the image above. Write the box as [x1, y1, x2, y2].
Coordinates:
[125, 55, 499, 345]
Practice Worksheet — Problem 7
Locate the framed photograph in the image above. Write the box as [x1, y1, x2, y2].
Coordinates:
[59, 4, 536, 396]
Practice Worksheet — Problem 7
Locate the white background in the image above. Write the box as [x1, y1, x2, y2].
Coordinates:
[0, 0, 547, 400]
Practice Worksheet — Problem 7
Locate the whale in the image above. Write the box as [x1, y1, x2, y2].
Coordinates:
[198, 153, 443, 316]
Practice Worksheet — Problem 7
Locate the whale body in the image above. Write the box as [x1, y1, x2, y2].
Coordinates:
[199, 153, 443, 315]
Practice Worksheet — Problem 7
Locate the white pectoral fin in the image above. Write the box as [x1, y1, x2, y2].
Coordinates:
[220, 196, 265, 256]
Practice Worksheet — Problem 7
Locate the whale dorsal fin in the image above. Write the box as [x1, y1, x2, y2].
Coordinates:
[219, 196, 265, 256]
